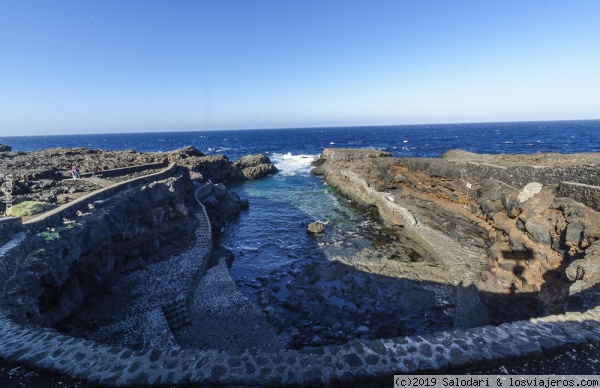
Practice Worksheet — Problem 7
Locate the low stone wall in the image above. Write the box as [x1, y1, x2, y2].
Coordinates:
[465, 163, 600, 188]
[0, 302, 599, 385]
[558, 182, 600, 212]
[23, 163, 178, 234]
[394, 158, 600, 188]
[79, 160, 168, 178]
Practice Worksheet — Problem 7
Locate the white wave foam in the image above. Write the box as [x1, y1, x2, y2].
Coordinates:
[270, 152, 318, 176]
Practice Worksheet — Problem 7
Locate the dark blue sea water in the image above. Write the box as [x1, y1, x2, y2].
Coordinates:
[3, 120, 600, 157]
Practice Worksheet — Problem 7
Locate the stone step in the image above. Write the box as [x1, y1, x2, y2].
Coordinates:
[89, 308, 179, 350]
[161, 297, 192, 335]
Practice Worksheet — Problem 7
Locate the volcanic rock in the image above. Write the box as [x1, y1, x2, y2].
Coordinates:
[306, 221, 326, 234]
[312, 147, 600, 322]
[233, 154, 278, 180]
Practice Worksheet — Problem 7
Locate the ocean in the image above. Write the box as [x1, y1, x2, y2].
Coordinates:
[3, 120, 600, 157]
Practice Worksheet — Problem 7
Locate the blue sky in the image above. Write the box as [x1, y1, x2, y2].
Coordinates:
[1, 0, 599, 136]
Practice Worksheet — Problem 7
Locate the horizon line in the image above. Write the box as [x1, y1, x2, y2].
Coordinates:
[1, 118, 599, 138]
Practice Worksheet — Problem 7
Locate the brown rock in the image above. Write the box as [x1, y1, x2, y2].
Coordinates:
[306, 221, 326, 234]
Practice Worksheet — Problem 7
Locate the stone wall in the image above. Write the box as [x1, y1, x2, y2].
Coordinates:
[79, 160, 168, 179]
[392, 158, 600, 212]
[393, 158, 600, 188]
[465, 163, 600, 188]
[0, 300, 599, 385]
[558, 182, 600, 212]
[23, 163, 178, 234]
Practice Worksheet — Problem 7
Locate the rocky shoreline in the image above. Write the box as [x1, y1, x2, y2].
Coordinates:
[311, 148, 600, 323]
[2, 145, 600, 385]
[0, 145, 276, 219]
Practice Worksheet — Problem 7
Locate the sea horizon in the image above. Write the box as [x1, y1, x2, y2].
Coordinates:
[1, 118, 599, 139]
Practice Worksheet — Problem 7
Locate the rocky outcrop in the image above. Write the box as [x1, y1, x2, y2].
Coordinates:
[0, 146, 276, 216]
[312, 148, 600, 323]
[194, 181, 247, 236]
[0, 144, 12, 152]
[233, 154, 278, 180]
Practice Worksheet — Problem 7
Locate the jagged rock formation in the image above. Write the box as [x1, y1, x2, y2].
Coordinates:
[312, 148, 600, 324]
[194, 181, 247, 236]
[233, 154, 279, 180]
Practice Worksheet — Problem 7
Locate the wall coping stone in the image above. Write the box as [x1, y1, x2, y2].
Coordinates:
[79, 160, 168, 178]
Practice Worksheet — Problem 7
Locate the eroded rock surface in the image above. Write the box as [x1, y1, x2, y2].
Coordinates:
[312, 148, 600, 324]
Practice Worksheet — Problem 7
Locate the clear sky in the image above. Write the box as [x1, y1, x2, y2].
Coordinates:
[1, 0, 599, 136]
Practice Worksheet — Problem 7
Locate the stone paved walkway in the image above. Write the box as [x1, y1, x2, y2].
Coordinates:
[84, 176, 113, 188]
[183, 258, 286, 352]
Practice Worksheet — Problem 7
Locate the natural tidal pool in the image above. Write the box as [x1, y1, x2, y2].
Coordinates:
[221, 155, 463, 348]
[48, 153, 549, 353]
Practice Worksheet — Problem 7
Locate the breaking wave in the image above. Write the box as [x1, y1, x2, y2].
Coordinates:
[270, 152, 318, 176]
